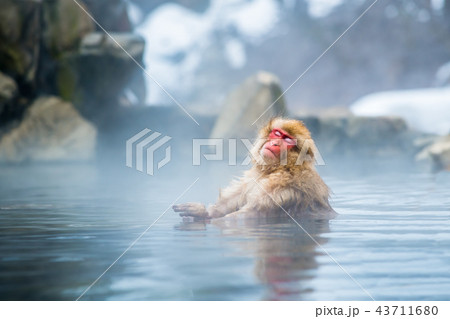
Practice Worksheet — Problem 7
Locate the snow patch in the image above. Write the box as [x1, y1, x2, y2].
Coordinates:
[351, 88, 450, 135]
[224, 38, 246, 69]
[222, 0, 280, 42]
[431, 0, 445, 11]
[306, 0, 344, 18]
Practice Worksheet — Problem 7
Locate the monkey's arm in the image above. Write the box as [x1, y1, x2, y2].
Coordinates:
[173, 179, 246, 219]
[172, 202, 209, 218]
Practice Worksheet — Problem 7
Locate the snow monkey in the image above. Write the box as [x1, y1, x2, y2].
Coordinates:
[173, 118, 335, 219]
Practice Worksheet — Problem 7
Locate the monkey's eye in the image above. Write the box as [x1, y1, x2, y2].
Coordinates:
[273, 130, 282, 137]
[284, 137, 295, 145]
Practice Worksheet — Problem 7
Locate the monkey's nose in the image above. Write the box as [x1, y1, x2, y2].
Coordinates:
[271, 140, 280, 146]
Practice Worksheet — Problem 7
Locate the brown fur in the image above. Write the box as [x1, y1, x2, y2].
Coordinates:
[173, 117, 336, 219]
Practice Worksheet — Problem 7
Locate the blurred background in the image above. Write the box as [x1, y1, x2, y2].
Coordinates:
[0, 0, 449, 171]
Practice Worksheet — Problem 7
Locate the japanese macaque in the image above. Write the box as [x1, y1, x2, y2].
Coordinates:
[173, 118, 336, 219]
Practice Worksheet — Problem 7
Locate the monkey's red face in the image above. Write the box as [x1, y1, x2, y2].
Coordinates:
[261, 128, 296, 160]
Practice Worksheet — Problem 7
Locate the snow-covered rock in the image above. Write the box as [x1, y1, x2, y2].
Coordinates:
[350, 88, 450, 135]
[0, 97, 97, 163]
[416, 135, 450, 171]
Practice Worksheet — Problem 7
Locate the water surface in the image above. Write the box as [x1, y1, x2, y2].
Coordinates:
[0, 164, 449, 300]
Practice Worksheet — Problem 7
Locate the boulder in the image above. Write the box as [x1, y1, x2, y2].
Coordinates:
[298, 116, 413, 156]
[0, 0, 41, 86]
[344, 116, 411, 156]
[82, 0, 132, 32]
[42, 0, 95, 58]
[79, 32, 144, 59]
[0, 96, 97, 163]
[295, 115, 429, 171]
[0, 0, 96, 101]
[416, 135, 450, 172]
[133, 0, 210, 15]
[210, 71, 287, 140]
[38, 0, 95, 97]
[0, 72, 18, 122]
[56, 32, 146, 121]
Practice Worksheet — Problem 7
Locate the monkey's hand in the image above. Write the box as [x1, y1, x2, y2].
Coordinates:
[172, 202, 210, 219]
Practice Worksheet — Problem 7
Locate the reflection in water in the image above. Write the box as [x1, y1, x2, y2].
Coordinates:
[177, 217, 330, 300]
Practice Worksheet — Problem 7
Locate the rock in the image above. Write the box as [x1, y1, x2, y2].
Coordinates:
[313, 116, 413, 156]
[0, 0, 41, 87]
[0, 96, 97, 163]
[307, 116, 348, 155]
[0, 0, 95, 96]
[79, 32, 144, 59]
[345, 116, 410, 154]
[37, 0, 95, 96]
[294, 115, 428, 171]
[0, 72, 17, 101]
[56, 32, 146, 121]
[0, 72, 18, 122]
[133, 0, 210, 15]
[82, 0, 132, 32]
[295, 106, 352, 118]
[210, 71, 287, 140]
[416, 135, 450, 172]
[42, 0, 95, 58]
